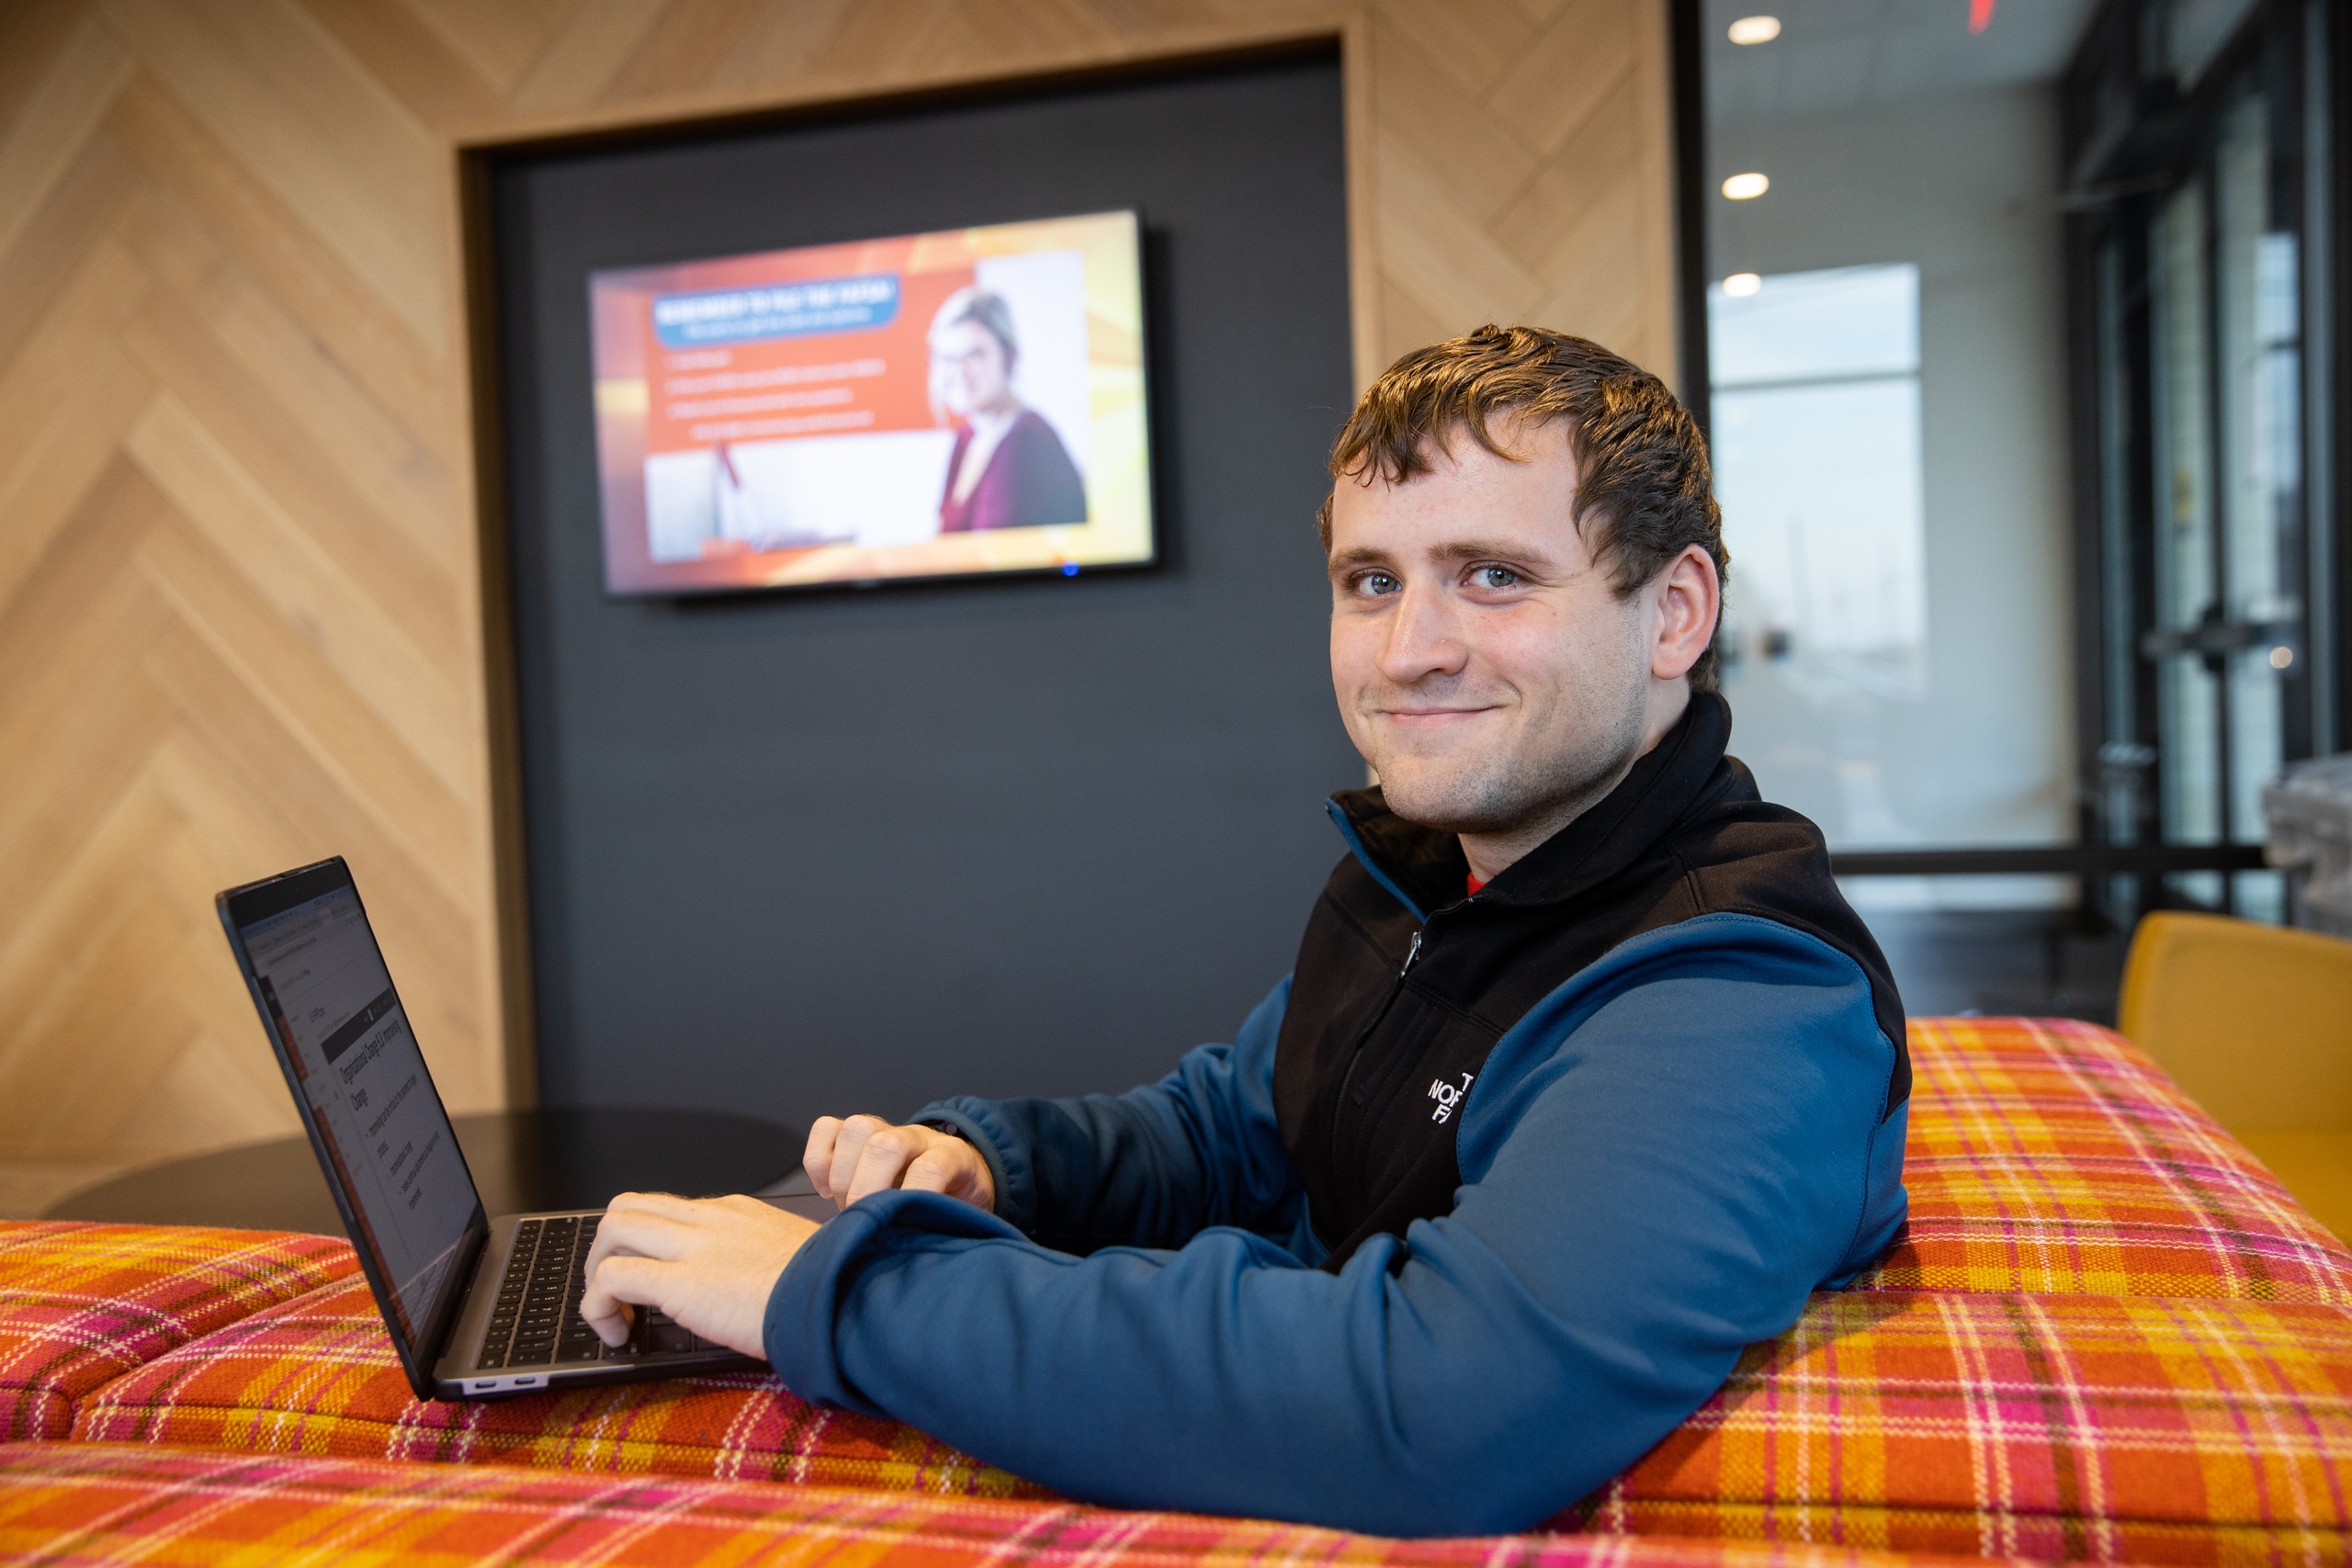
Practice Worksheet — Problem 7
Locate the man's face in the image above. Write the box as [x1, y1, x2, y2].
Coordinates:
[1326, 419, 1659, 840]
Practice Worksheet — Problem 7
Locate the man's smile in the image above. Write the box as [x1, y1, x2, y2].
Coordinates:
[1378, 705, 1501, 728]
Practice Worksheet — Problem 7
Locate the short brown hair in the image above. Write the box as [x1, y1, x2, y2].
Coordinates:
[1319, 325, 1729, 690]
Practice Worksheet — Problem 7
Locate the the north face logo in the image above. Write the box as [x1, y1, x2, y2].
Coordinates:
[1427, 1071, 1474, 1123]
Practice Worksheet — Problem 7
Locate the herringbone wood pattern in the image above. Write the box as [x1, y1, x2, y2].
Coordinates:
[0, 0, 1674, 1211]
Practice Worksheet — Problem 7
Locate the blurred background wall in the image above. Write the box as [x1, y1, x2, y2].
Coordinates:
[0, 0, 1677, 1213]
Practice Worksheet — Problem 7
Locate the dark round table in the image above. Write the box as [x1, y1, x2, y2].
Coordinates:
[45, 1109, 811, 1234]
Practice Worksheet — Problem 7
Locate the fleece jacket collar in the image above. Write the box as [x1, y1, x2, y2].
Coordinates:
[1326, 691, 1733, 922]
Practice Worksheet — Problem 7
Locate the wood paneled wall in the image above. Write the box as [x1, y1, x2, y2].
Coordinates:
[0, 0, 1677, 1212]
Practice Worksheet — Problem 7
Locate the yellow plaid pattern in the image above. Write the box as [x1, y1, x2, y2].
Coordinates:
[1860, 1020, 2352, 1302]
[0, 1223, 356, 1440]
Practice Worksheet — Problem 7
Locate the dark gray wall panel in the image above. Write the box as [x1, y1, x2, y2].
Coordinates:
[490, 54, 1362, 1128]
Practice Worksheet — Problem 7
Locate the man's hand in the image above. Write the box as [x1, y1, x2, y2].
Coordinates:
[806, 1115, 996, 1213]
[580, 1192, 820, 1356]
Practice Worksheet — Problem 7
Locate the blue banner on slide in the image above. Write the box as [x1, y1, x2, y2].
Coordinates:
[652, 274, 900, 348]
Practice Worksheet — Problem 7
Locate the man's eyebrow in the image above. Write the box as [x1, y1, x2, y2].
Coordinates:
[1328, 540, 1564, 575]
[1428, 539, 1555, 565]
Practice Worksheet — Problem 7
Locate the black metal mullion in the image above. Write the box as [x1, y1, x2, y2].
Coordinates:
[2332, 0, 2352, 750]
[1670, 0, 1711, 439]
[1830, 843, 2267, 878]
[2199, 132, 2236, 909]
[2123, 215, 2164, 846]
[2065, 206, 2111, 898]
[2267, 2, 2315, 768]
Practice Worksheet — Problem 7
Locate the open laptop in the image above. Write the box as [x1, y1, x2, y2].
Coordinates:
[217, 855, 826, 1401]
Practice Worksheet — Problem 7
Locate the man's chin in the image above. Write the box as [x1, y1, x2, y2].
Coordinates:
[1367, 766, 1515, 836]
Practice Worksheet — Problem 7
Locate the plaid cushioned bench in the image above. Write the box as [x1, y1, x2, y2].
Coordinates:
[0, 1443, 2047, 1568]
[0, 1224, 355, 1441]
[7, 1018, 2351, 1566]
[1593, 1290, 2352, 1562]
[1869, 1020, 2352, 1302]
[71, 1271, 1044, 1495]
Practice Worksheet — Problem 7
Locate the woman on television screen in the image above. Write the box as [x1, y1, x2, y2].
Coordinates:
[929, 288, 1087, 533]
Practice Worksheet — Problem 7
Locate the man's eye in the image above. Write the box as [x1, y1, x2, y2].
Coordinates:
[1357, 571, 1400, 595]
[1473, 566, 1521, 591]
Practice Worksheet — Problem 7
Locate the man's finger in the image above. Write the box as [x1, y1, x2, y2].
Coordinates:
[828, 1115, 891, 1208]
[822, 1117, 868, 1203]
[580, 1253, 665, 1348]
[900, 1147, 956, 1196]
[846, 1127, 927, 1204]
[604, 1190, 703, 1222]
[582, 1201, 695, 1283]
[804, 1118, 843, 1201]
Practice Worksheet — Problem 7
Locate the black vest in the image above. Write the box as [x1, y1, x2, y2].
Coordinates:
[1271, 694, 1906, 1269]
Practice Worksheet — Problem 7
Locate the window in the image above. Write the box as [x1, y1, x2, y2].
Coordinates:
[1711, 265, 1928, 695]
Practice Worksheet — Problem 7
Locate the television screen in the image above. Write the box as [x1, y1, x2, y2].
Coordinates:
[588, 209, 1152, 596]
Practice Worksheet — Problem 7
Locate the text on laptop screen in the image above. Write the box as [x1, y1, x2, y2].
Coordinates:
[587, 209, 1153, 596]
[238, 886, 475, 1341]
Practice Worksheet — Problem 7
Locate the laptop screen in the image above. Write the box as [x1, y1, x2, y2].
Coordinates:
[228, 868, 481, 1347]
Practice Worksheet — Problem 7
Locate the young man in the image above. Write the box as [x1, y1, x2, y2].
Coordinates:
[581, 327, 1909, 1537]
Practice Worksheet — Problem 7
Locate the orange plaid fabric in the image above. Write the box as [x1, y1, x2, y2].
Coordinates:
[32, 1017, 2352, 1567]
[1582, 1289, 2352, 1563]
[0, 1442, 2053, 1568]
[71, 1275, 1045, 1496]
[0, 1222, 356, 1442]
[1856, 1019, 2352, 1303]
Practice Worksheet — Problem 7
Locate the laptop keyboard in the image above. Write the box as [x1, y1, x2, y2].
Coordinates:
[478, 1215, 602, 1368]
[475, 1214, 723, 1370]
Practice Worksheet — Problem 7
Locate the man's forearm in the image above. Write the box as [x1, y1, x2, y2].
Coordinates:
[762, 921, 1903, 1536]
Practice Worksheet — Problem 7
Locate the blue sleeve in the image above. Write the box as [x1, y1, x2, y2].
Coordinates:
[766, 916, 1906, 1537]
[916, 979, 1313, 1257]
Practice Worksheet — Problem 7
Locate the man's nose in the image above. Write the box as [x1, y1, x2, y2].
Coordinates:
[1377, 584, 1469, 683]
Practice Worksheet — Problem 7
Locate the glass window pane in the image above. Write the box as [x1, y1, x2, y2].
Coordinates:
[1709, 264, 1922, 386]
[2162, 658, 2225, 841]
[1713, 378, 1928, 674]
[2150, 176, 2228, 850]
[2165, 0, 2262, 88]
[2215, 93, 2301, 841]
[1709, 265, 1932, 855]
[2095, 238, 2154, 845]
[2153, 179, 2214, 637]
[2218, 100, 2296, 625]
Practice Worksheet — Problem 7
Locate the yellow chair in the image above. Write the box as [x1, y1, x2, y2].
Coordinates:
[2119, 910, 2352, 1240]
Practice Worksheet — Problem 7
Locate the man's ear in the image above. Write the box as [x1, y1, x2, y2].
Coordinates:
[1649, 545, 1722, 682]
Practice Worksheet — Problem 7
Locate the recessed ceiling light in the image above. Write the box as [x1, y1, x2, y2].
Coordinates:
[2270, 646, 2295, 669]
[1722, 272, 1763, 297]
[1727, 15, 1781, 44]
[1721, 172, 1770, 200]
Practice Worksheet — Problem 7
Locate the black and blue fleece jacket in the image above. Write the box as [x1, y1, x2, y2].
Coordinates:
[764, 693, 1910, 1536]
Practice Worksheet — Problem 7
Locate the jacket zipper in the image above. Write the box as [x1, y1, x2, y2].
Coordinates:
[1327, 924, 1426, 1166]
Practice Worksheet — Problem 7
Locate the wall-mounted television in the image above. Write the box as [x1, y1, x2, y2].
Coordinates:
[588, 209, 1152, 596]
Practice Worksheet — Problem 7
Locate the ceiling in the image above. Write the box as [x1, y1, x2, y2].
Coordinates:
[1703, 0, 2105, 124]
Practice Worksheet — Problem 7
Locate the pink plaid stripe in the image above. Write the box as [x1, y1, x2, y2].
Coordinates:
[0, 1441, 2057, 1568]
[74, 1275, 1043, 1495]
[0, 1223, 356, 1440]
[1859, 1020, 2352, 1302]
[1581, 1289, 2352, 1562]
